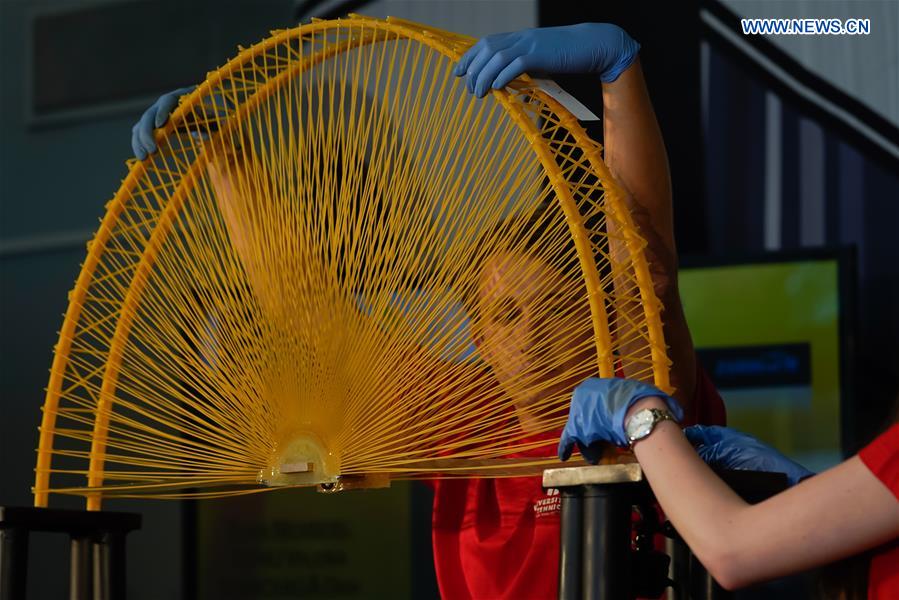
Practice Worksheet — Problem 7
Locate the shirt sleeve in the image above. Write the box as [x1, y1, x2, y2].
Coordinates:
[688, 359, 727, 427]
[859, 423, 899, 501]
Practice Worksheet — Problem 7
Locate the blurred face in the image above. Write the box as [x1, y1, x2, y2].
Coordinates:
[473, 251, 594, 415]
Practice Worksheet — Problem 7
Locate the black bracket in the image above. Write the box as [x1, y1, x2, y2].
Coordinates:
[0, 505, 141, 600]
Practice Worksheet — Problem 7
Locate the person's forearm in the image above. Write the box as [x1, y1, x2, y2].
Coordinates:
[602, 59, 674, 253]
[601, 61, 696, 411]
[626, 397, 750, 586]
[627, 397, 899, 589]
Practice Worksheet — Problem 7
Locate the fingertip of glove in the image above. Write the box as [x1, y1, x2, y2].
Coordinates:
[581, 446, 602, 465]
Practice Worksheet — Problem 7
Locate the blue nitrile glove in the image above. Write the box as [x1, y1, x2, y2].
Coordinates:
[558, 377, 683, 463]
[131, 86, 196, 160]
[684, 425, 814, 486]
[454, 23, 640, 98]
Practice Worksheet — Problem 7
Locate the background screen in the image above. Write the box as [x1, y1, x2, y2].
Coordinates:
[680, 252, 851, 471]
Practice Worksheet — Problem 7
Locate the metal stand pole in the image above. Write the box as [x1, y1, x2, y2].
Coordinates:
[582, 483, 634, 600]
[665, 531, 690, 600]
[94, 530, 127, 600]
[0, 506, 139, 600]
[558, 488, 583, 600]
[0, 526, 28, 600]
[70, 534, 93, 600]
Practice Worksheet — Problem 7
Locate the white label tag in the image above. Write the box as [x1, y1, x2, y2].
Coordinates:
[526, 78, 601, 122]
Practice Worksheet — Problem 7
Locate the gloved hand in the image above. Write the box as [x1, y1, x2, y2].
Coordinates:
[558, 377, 683, 463]
[454, 23, 640, 98]
[131, 86, 196, 160]
[684, 425, 814, 486]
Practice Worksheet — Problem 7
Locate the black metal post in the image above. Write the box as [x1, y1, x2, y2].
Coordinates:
[558, 488, 583, 600]
[70, 534, 93, 600]
[94, 530, 128, 600]
[664, 531, 689, 600]
[582, 483, 634, 600]
[94, 537, 108, 600]
[0, 506, 140, 600]
[0, 526, 28, 600]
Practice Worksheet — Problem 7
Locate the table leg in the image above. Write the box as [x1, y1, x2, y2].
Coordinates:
[0, 527, 28, 600]
[582, 484, 633, 600]
[558, 488, 583, 600]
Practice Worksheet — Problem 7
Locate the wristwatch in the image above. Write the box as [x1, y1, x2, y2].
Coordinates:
[625, 407, 679, 447]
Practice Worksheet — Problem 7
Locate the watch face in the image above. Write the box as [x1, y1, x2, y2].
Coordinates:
[626, 409, 655, 441]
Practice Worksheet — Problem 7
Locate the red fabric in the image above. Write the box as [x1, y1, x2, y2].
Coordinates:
[685, 360, 727, 426]
[430, 362, 726, 599]
[859, 424, 899, 600]
[431, 430, 561, 600]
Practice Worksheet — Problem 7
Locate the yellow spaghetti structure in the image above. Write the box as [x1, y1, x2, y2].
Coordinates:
[33, 16, 669, 509]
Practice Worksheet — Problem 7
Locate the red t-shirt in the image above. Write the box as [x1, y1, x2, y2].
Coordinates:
[858, 423, 899, 600]
[430, 363, 726, 599]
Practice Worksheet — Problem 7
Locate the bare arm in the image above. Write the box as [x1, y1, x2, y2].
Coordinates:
[627, 397, 899, 590]
[602, 60, 697, 415]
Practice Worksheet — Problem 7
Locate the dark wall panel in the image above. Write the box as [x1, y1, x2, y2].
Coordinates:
[538, 0, 708, 254]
